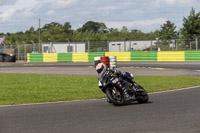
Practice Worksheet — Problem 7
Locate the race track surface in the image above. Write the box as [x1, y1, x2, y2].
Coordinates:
[0, 62, 200, 76]
[1, 86, 200, 133]
[1, 61, 200, 133]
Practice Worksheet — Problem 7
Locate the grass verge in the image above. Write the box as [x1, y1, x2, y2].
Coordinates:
[0, 74, 200, 105]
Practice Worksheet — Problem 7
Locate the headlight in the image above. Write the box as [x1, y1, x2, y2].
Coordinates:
[130, 73, 134, 78]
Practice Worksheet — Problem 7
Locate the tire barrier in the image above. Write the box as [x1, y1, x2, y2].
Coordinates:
[58, 53, 72, 62]
[105, 52, 131, 61]
[43, 53, 58, 62]
[27, 53, 43, 62]
[109, 56, 117, 69]
[72, 53, 88, 62]
[27, 52, 200, 62]
[157, 52, 185, 61]
[89, 52, 104, 62]
[185, 52, 200, 61]
[131, 52, 157, 61]
[100, 56, 110, 68]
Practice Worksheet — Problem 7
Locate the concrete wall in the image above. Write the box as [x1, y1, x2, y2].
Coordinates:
[27, 51, 200, 62]
[109, 40, 157, 52]
[42, 42, 86, 53]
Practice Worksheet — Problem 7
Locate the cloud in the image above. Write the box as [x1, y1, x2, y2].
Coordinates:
[165, 0, 176, 5]
[50, 0, 77, 8]
[0, 0, 16, 5]
[105, 18, 167, 31]
[0, 0, 200, 33]
[45, 10, 56, 16]
[0, 8, 17, 22]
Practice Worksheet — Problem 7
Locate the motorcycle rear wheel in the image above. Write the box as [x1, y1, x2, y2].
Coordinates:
[105, 87, 125, 106]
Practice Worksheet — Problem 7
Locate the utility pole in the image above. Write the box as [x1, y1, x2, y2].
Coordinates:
[39, 18, 41, 53]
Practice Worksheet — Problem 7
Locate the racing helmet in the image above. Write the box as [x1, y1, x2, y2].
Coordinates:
[96, 63, 106, 74]
[122, 72, 134, 82]
[114, 69, 122, 76]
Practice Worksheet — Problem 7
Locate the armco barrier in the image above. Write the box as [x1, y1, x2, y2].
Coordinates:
[43, 53, 58, 62]
[131, 52, 157, 61]
[88, 52, 105, 62]
[157, 52, 185, 61]
[27, 52, 200, 62]
[58, 53, 72, 62]
[105, 52, 131, 61]
[72, 53, 88, 62]
[27, 53, 43, 62]
[185, 52, 200, 61]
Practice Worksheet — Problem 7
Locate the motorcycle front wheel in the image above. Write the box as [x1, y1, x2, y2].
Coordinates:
[105, 87, 125, 106]
[136, 90, 149, 103]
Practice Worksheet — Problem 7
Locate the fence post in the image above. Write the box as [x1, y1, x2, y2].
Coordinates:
[196, 37, 198, 51]
[31, 40, 35, 53]
[22, 41, 26, 60]
[10, 43, 12, 51]
[86, 38, 90, 52]
[16, 41, 20, 60]
[106, 38, 109, 52]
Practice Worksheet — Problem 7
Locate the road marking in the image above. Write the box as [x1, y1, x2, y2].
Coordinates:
[149, 86, 200, 95]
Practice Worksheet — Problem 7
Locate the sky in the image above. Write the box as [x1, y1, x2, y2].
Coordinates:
[0, 0, 200, 33]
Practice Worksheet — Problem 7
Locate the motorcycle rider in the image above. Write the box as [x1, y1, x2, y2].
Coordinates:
[95, 63, 135, 101]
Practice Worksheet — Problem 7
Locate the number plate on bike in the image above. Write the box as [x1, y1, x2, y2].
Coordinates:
[111, 78, 119, 83]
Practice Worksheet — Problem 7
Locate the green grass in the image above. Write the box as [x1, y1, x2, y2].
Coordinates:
[0, 74, 200, 105]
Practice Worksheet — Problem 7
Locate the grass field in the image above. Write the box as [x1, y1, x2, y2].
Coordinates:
[0, 74, 200, 105]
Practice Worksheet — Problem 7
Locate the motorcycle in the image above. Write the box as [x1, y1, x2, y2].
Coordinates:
[98, 69, 149, 106]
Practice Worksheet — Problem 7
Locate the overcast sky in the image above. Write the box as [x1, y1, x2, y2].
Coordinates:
[0, 0, 199, 33]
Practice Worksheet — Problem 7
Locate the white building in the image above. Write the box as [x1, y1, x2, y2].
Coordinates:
[42, 42, 86, 53]
[109, 40, 157, 52]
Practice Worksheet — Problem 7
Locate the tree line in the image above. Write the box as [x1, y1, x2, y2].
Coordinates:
[1, 8, 200, 45]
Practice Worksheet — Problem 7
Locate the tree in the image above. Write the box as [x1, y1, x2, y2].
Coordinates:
[63, 22, 72, 34]
[181, 7, 200, 39]
[41, 22, 62, 32]
[80, 21, 107, 33]
[159, 20, 177, 40]
[120, 26, 129, 33]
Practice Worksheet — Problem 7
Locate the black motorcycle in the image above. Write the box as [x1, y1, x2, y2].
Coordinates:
[98, 69, 149, 106]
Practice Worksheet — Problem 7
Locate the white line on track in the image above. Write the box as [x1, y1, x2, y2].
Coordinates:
[1, 86, 200, 108]
[149, 86, 200, 95]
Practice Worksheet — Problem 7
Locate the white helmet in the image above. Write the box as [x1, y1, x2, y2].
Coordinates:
[96, 63, 106, 74]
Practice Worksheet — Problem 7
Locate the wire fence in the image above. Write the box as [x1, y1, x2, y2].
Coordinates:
[0, 39, 199, 60]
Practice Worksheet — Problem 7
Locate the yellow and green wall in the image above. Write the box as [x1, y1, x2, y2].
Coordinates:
[27, 51, 200, 62]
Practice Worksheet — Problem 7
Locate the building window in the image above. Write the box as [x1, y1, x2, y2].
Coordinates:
[43, 46, 49, 53]
[134, 43, 137, 45]
[67, 46, 73, 52]
[112, 44, 115, 46]
[117, 44, 121, 46]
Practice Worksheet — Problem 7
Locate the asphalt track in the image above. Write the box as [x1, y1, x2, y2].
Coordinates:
[1, 86, 200, 133]
[0, 61, 200, 133]
[0, 61, 200, 76]
[0, 61, 200, 69]
[0, 61, 200, 71]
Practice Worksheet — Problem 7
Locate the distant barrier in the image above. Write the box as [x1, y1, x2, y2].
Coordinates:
[185, 52, 200, 61]
[157, 52, 185, 61]
[105, 52, 131, 61]
[131, 52, 157, 61]
[27, 52, 200, 62]
[58, 53, 72, 62]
